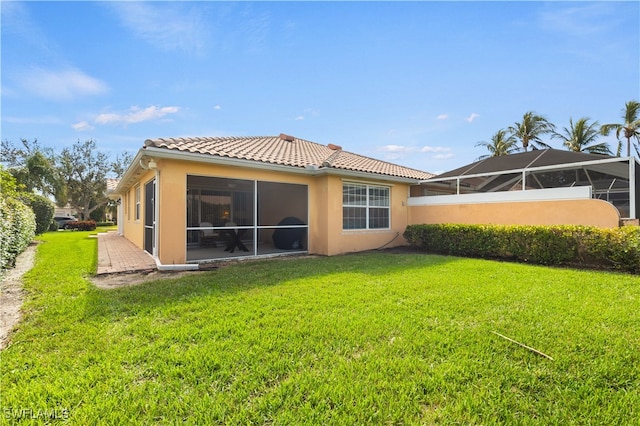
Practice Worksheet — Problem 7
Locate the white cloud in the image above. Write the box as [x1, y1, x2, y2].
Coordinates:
[72, 121, 94, 131]
[538, 3, 612, 37]
[421, 146, 451, 153]
[294, 116, 305, 121]
[109, 2, 209, 54]
[95, 106, 179, 125]
[466, 113, 480, 123]
[18, 67, 108, 101]
[381, 144, 414, 153]
[214, 105, 222, 110]
[437, 114, 449, 120]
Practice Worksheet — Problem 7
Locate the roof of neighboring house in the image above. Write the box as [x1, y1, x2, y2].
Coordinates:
[434, 149, 617, 179]
[143, 134, 435, 180]
[106, 178, 120, 193]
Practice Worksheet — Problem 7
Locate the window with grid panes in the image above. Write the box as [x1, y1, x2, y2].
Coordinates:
[342, 183, 390, 230]
[135, 185, 141, 221]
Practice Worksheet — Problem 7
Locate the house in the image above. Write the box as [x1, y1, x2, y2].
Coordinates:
[408, 149, 639, 228]
[112, 134, 434, 268]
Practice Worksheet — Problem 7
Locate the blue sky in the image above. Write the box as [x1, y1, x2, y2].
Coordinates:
[2, 1, 638, 174]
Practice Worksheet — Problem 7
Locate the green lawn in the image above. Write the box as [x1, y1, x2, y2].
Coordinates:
[1, 230, 639, 424]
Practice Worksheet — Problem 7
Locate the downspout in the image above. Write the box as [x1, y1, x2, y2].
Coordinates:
[630, 157, 636, 219]
[153, 165, 159, 258]
[154, 259, 199, 271]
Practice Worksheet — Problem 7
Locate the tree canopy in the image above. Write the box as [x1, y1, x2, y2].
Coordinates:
[551, 117, 612, 155]
[601, 100, 640, 157]
[1, 138, 133, 220]
[475, 129, 519, 160]
[508, 112, 555, 152]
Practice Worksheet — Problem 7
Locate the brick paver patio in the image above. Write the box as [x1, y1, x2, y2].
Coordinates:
[96, 231, 156, 275]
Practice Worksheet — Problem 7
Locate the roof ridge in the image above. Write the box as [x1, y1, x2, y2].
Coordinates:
[143, 135, 434, 179]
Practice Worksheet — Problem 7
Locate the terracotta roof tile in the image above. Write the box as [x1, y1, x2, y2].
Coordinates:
[145, 136, 434, 180]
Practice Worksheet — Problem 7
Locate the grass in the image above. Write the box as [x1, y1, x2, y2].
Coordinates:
[1, 230, 639, 424]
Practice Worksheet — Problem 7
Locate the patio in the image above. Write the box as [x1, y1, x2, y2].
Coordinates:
[96, 231, 156, 275]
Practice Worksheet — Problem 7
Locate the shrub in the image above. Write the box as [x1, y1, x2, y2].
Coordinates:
[0, 197, 36, 270]
[96, 221, 115, 227]
[65, 220, 97, 231]
[18, 192, 55, 235]
[404, 224, 640, 274]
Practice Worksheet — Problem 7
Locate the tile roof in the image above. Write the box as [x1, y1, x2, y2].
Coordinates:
[144, 134, 434, 180]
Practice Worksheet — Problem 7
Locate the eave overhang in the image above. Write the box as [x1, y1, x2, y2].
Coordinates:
[113, 146, 423, 195]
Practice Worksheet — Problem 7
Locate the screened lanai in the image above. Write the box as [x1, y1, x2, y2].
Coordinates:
[186, 176, 308, 261]
[410, 150, 638, 219]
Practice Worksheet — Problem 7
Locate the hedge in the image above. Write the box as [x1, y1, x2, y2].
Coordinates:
[65, 220, 97, 231]
[0, 196, 36, 271]
[404, 224, 640, 274]
[18, 192, 55, 235]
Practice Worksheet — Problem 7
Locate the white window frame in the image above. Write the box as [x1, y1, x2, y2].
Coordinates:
[342, 182, 390, 230]
[135, 185, 141, 221]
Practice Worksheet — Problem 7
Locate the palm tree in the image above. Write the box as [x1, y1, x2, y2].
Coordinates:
[551, 117, 612, 155]
[600, 100, 640, 157]
[475, 129, 520, 160]
[508, 111, 555, 152]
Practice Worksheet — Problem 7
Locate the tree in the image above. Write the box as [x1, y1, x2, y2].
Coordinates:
[508, 111, 555, 152]
[475, 129, 520, 160]
[551, 117, 612, 155]
[111, 151, 134, 179]
[0, 138, 59, 197]
[600, 100, 640, 157]
[57, 139, 111, 220]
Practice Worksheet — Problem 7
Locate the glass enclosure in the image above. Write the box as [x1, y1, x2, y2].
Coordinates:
[186, 176, 308, 262]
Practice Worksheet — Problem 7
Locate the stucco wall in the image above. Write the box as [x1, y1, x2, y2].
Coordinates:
[120, 169, 156, 251]
[323, 176, 411, 256]
[120, 158, 413, 263]
[408, 198, 620, 228]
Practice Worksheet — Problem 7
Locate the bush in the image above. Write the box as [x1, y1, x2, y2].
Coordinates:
[18, 193, 55, 235]
[96, 221, 115, 227]
[404, 224, 640, 274]
[0, 197, 36, 270]
[65, 220, 97, 231]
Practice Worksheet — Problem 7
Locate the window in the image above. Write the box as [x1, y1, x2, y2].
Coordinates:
[135, 185, 141, 221]
[343, 183, 390, 230]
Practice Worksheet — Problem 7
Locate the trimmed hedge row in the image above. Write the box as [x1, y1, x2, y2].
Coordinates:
[0, 197, 36, 270]
[404, 224, 640, 274]
[65, 220, 97, 231]
[18, 192, 55, 235]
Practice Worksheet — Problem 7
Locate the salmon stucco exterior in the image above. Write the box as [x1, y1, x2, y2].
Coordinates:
[113, 134, 434, 267]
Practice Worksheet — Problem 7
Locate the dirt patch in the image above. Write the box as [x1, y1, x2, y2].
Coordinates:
[0, 242, 38, 350]
[90, 270, 206, 290]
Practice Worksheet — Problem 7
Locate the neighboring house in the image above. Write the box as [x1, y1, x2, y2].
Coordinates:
[105, 178, 120, 222]
[54, 204, 77, 218]
[409, 149, 639, 228]
[113, 134, 434, 267]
